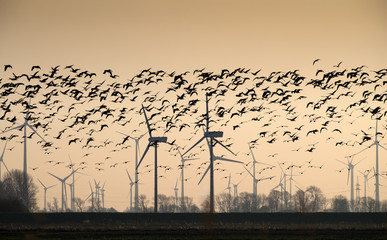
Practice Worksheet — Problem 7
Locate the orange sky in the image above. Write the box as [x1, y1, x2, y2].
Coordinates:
[0, 0, 386, 211]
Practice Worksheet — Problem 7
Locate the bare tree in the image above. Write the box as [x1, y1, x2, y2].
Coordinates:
[267, 190, 281, 212]
[331, 195, 349, 212]
[306, 186, 326, 212]
[294, 189, 309, 212]
[0, 169, 38, 212]
[138, 194, 149, 212]
[216, 193, 232, 212]
[158, 194, 175, 212]
[201, 195, 210, 213]
[74, 197, 85, 212]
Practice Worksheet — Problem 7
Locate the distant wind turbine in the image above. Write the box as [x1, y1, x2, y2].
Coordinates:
[117, 131, 146, 212]
[183, 93, 238, 213]
[37, 179, 56, 212]
[350, 119, 387, 211]
[272, 174, 285, 210]
[244, 166, 274, 200]
[173, 178, 179, 212]
[126, 169, 135, 212]
[136, 104, 168, 213]
[337, 156, 364, 211]
[359, 169, 371, 209]
[248, 143, 273, 201]
[0, 141, 10, 180]
[48, 171, 73, 212]
[176, 146, 198, 211]
[1, 106, 47, 209]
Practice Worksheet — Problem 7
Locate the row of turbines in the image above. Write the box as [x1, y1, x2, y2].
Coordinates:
[0, 93, 386, 213]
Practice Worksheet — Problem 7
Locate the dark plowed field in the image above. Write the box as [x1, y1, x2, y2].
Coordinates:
[0, 213, 386, 239]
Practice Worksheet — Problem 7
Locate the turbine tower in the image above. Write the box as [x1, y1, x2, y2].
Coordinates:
[278, 163, 289, 209]
[0, 141, 10, 180]
[337, 156, 363, 211]
[225, 173, 232, 196]
[1, 108, 47, 209]
[173, 178, 179, 212]
[272, 174, 285, 210]
[68, 155, 87, 212]
[248, 143, 273, 200]
[37, 179, 55, 212]
[183, 93, 238, 213]
[288, 164, 299, 211]
[244, 166, 274, 199]
[48, 171, 73, 212]
[126, 169, 135, 212]
[117, 131, 146, 212]
[351, 119, 387, 211]
[137, 104, 167, 213]
[176, 146, 198, 211]
[359, 170, 371, 211]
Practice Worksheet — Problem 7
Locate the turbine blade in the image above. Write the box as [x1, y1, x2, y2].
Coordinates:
[351, 143, 375, 157]
[137, 143, 151, 169]
[243, 166, 256, 180]
[47, 184, 56, 189]
[336, 159, 347, 166]
[1, 124, 25, 134]
[379, 144, 387, 151]
[213, 139, 236, 156]
[37, 178, 46, 188]
[1, 161, 10, 173]
[126, 169, 133, 183]
[198, 165, 210, 185]
[182, 136, 205, 156]
[0, 140, 8, 160]
[116, 131, 130, 137]
[141, 105, 152, 138]
[139, 132, 147, 140]
[89, 181, 93, 192]
[48, 172, 62, 182]
[175, 178, 178, 189]
[216, 156, 243, 164]
[26, 123, 46, 142]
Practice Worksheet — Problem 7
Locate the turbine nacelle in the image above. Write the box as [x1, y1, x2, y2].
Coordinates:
[149, 137, 168, 143]
[204, 131, 223, 138]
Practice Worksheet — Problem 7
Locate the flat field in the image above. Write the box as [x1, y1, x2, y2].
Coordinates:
[0, 213, 386, 239]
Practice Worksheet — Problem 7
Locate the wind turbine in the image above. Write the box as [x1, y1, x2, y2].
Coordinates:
[288, 164, 299, 211]
[94, 180, 101, 210]
[173, 178, 179, 212]
[48, 171, 73, 212]
[337, 156, 364, 211]
[126, 169, 135, 212]
[136, 104, 167, 213]
[359, 169, 371, 211]
[1, 107, 47, 209]
[225, 173, 232, 196]
[278, 163, 289, 209]
[176, 146, 198, 211]
[248, 143, 273, 200]
[100, 182, 106, 210]
[86, 181, 95, 211]
[0, 141, 10, 180]
[244, 166, 274, 199]
[272, 174, 285, 210]
[68, 155, 87, 212]
[116, 131, 146, 212]
[183, 93, 238, 213]
[350, 119, 387, 211]
[37, 179, 56, 212]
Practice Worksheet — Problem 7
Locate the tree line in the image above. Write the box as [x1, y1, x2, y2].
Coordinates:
[1, 170, 387, 213]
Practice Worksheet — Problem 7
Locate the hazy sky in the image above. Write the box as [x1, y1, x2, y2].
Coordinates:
[0, 0, 386, 211]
